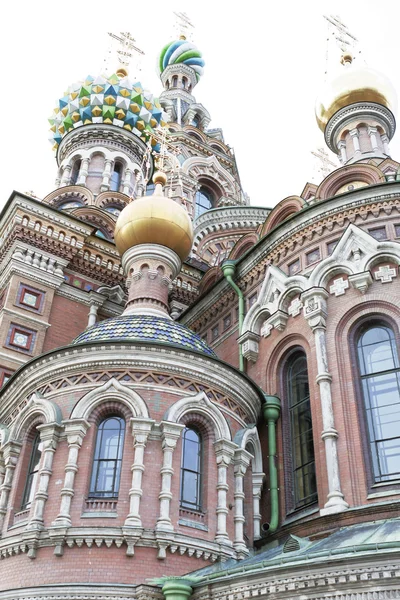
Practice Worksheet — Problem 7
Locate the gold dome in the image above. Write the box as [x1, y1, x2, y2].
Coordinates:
[315, 58, 397, 132]
[114, 176, 193, 261]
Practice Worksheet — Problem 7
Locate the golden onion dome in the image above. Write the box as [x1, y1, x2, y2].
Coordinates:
[114, 172, 193, 261]
[315, 55, 397, 132]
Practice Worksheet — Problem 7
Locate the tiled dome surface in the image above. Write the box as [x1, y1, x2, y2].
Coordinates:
[73, 314, 215, 356]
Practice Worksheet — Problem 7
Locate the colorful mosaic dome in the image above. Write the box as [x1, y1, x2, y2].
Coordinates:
[49, 73, 168, 151]
[158, 39, 205, 80]
[73, 314, 215, 356]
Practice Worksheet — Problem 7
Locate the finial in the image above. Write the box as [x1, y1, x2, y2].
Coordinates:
[173, 11, 194, 41]
[116, 67, 129, 77]
[104, 32, 144, 76]
[153, 170, 167, 186]
[341, 52, 353, 65]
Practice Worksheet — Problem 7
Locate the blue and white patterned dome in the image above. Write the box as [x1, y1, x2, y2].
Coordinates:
[73, 314, 215, 356]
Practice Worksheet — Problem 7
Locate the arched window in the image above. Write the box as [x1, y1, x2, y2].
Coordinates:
[89, 416, 125, 498]
[285, 351, 317, 509]
[195, 187, 213, 219]
[110, 163, 122, 192]
[70, 159, 81, 185]
[180, 427, 202, 511]
[357, 323, 400, 482]
[172, 75, 178, 88]
[21, 432, 43, 510]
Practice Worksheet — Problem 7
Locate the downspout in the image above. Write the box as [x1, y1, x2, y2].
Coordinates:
[221, 260, 245, 372]
[262, 394, 281, 534]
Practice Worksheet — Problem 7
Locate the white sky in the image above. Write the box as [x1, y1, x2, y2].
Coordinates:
[2, 0, 400, 210]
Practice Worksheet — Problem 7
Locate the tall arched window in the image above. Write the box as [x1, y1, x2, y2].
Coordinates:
[195, 187, 213, 219]
[357, 323, 400, 482]
[21, 432, 43, 510]
[180, 427, 202, 511]
[89, 416, 125, 498]
[286, 351, 317, 509]
[70, 159, 81, 185]
[110, 163, 122, 192]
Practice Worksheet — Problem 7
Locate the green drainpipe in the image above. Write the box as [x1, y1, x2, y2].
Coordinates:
[262, 395, 281, 534]
[221, 260, 245, 372]
[162, 580, 193, 600]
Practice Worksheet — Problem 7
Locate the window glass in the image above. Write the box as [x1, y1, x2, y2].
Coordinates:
[110, 164, 122, 192]
[89, 416, 125, 497]
[22, 433, 43, 509]
[357, 324, 400, 482]
[287, 353, 317, 508]
[195, 188, 213, 219]
[180, 427, 201, 510]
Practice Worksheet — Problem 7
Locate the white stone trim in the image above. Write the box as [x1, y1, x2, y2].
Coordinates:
[164, 391, 231, 440]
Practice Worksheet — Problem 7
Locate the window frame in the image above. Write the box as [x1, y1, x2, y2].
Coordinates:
[5, 323, 36, 354]
[15, 283, 45, 313]
[21, 432, 43, 510]
[281, 347, 318, 514]
[180, 426, 203, 512]
[88, 415, 126, 499]
[353, 317, 400, 489]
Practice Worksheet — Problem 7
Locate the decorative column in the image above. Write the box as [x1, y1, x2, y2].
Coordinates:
[161, 579, 193, 600]
[368, 126, 379, 151]
[0, 441, 22, 535]
[337, 140, 347, 164]
[156, 422, 184, 533]
[122, 168, 133, 195]
[381, 134, 390, 155]
[302, 288, 349, 515]
[77, 157, 90, 185]
[233, 447, 252, 558]
[100, 159, 113, 191]
[252, 472, 265, 540]
[349, 128, 361, 157]
[60, 164, 72, 187]
[124, 418, 154, 529]
[52, 419, 90, 528]
[214, 439, 236, 545]
[87, 291, 105, 327]
[27, 423, 62, 531]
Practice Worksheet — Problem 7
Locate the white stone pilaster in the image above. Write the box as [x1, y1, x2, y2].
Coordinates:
[52, 419, 90, 528]
[100, 159, 114, 192]
[156, 421, 184, 532]
[233, 448, 252, 558]
[368, 126, 379, 151]
[0, 441, 22, 535]
[302, 289, 349, 515]
[77, 157, 90, 185]
[122, 168, 133, 195]
[124, 418, 154, 530]
[337, 140, 347, 164]
[252, 472, 265, 540]
[60, 165, 72, 187]
[26, 423, 62, 531]
[214, 439, 236, 546]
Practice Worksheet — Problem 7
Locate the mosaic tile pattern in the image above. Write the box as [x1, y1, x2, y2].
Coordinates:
[49, 73, 167, 151]
[159, 40, 205, 79]
[73, 314, 215, 356]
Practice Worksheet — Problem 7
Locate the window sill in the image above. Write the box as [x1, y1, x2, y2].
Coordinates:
[81, 511, 117, 518]
[178, 517, 208, 532]
[282, 505, 319, 526]
[367, 488, 400, 500]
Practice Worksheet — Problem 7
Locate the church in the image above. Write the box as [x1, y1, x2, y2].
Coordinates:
[0, 21, 400, 600]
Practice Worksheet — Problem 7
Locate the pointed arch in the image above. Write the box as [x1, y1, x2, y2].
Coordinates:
[234, 426, 263, 472]
[164, 391, 231, 440]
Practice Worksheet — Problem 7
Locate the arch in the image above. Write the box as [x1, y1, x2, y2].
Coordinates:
[70, 378, 149, 420]
[316, 163, 385, 200]
[234, 426, 263, 472]
[229, 233, 259, 260]
[43, 185, 93, 207]
[164, 391, 231, 441]
[261, 196, 304, 237]
[95, 191, 129, 210]
[182, 155, 237, 199]
[9, 393, 62, 442]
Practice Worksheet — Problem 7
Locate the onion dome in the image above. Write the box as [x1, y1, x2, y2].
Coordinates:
[73, 314, 215, 356]
[49, 71, 168, 151]
[315, 54, 398, 131]
[114, 171, 193, 261]
[158, 37, 205, 80]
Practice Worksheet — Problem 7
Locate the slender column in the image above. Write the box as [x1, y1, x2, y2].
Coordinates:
[252, 472, 265, 540]
[302, 289, 349, 515]
[350, 128, 361, 157]
[52, 419, 90, 527]
[27, 423, 62, 531]
[122, 168, 133, 195]
[77, 157, 90, 185]
[88, 304, 98, 327]
[156, 421, 184, 532]
[337, 140, 347, 164]
[124, 418, 154, 528]
[100, 159, 113, 191]
[214, 439, 236, 545]
[60, 164, 72, 187]
[233, 448, 251, 558]
[368, 126, 379, 151]
[0, 441, 22, 534]
[381, 134, 390, 156]
[0, 454, 5, 488]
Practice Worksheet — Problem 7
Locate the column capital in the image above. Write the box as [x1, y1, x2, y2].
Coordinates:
[302, 287, 328, 330]
[63, 419, 90, 445]
[252, 471, 265, 494]
[233, 447, 252, 474]
[214, 439, 236, 465]
[37, 422, 63, 446]
[130, 417, 155, 442]
[159, 421, 185, 448]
